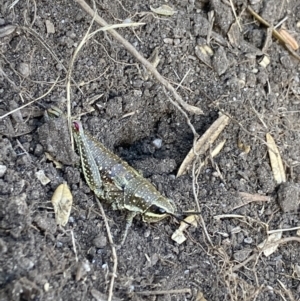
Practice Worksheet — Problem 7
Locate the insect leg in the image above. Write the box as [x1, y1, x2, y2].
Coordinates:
[120, 211, 137, 245]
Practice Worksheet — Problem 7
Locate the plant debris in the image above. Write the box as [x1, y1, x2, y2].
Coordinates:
[51, 182, 73, 226]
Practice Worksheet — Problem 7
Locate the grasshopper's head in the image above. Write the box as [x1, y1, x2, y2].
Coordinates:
[142, 196, 176, 223]
[72, 120, 83, 133]
[72, 120, 84, 143]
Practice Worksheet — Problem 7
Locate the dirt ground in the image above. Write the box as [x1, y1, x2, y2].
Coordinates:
[1, 0, 300, 300]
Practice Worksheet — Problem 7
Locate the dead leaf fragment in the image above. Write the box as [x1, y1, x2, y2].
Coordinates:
[230, 192, 270, 211]
[266, 133, 286, 184]
[171, 215, 197, 244]
[293, 264, 300, 277]
[195, 45, 213, 68]
[258, 231, 282, 256]
[45, 20, 55, 34]
[195, 291, 208, 301]
[35, 170, 51, 185]
[0, 24, 16, 38]
[51, 182, 73, 226]
[150, 5, 176, 16]
[228, 21, 241, 47]
[278, 28, 299, 50]
[177, 114, 230, 176]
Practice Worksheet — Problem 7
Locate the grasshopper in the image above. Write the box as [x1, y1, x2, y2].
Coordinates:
[72, 121, 177, 244]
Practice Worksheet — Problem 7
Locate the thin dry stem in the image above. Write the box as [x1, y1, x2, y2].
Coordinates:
[94, 198, 117, 301]
[136, 288, 192, 295]
[163, 87, 198, 137]
[268, 226, 300, 234]
[74, 0, 203, 118]
[0, 77, 59, 120]
[70, 230, 78, 262]
[229, 0, 241, 31]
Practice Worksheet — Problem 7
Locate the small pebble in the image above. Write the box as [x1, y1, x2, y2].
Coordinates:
[0, 165, 7, 177]
[18, 62, 30, 77]
[76, 260, 91, 281]
[164, 38, 173, 44]
[277, 182, 300, 212]
[93, 234, 107, 248]
[19, 257, 34, 270]
[35, 170, 51, 185]
[0, 238, 7, 254]
[0, 24, 16, 38]
[152, 138, 162, 149]
[174, 38, 181, 45]
[56, 241, 63, 248]
[244, 237, 253, 244]
[212, 47, 228, 76]
[144, 229, 151, 238]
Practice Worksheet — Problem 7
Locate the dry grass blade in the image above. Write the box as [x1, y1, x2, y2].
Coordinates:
[101, 22, 146, 30]
[177, 114, 230, 176]
[0, 25, 16, 38]
[278, 29, 299, 50]
[150, 5, 176, 16]
[266, 133, 286, 184]
[247, 6, 300, 62]
[230, 192, 270, 211]
[277, 280, 296, 301]
[51, 182, 73, 226]
[66, 11, 146, 146]
[136, 288, 192, 295]
[268, 225, 300, 235]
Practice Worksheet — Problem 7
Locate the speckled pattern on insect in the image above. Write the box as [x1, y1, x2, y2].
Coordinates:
[72, 121, 176, 244]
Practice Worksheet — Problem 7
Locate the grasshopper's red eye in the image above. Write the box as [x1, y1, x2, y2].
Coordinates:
[73, 121, 80, 131]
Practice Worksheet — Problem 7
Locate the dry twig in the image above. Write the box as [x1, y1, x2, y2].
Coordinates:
[74, 0, 203, 118]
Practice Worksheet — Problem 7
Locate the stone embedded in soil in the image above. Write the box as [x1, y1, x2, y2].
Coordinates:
[92, 234, 107, 248]
[152, 138, 162, 149]
[277, 182, 300, 212]
[0, 138, 17, 163]
[0, 238, 8, 254]
[38, 116, 78, 165]
[0, 165, 7, 177]
[18, 62, 30, 77]
[34, 215, 57, 234]
[212, 47, 228, 76]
